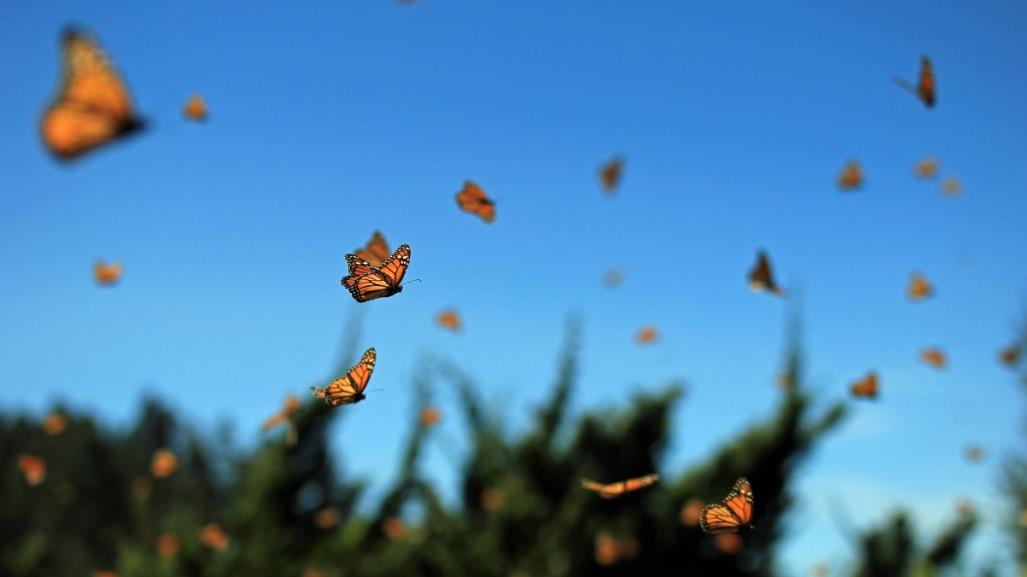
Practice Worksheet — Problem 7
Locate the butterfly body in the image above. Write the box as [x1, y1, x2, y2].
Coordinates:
[581, 474, 659, 499]
[700, 477, 754, 534]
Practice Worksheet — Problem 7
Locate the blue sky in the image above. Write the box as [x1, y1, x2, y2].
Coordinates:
[2, 0, 1026, 572]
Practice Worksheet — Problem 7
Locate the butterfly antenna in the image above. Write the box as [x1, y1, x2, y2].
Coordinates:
[401, 278, 422, 288]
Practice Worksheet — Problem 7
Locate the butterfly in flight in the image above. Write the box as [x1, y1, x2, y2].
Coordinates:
[635, 325, 659, 345]
[837, 159, 863, 191]
[602, 266, 624, 288]
[598, 155, 624, 196]
[312, 347, 376, 406]
[914, 158, 939, 180]
[1000, 344, 1021, 367]
[436, 309, 462, 332]
[17, 455, 47, 486]
[748, 250, 784, 296]
[94, 260, 122, 286]
[41, 28, 144, 159]
[964, 444, 984, 464]
[907, 272, 933, 301]
[940, 176, 962, 197]
[850, 371, 879, 399]
[919, 347, 947, 370]
[353, 231, 391, 267]
[700, 477, 754, 534]
[581, 473, 659, 499]
[894, 56, 935, 108]
[183, 94, 208, 121]
[456, 181, 496, 223]
[341, 244, 411, 302]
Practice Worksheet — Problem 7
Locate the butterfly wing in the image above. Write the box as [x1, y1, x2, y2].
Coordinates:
[581, 479, 619, 499]
[599, 156, 623, 194]
[748, 251, 782, 295]
[313, 347, 376, 405]
[354, 231, 390, 267]
[700, 477, 754, 534]
[377, 244, 411, 286]
[456, 181, 496, 222]
[918, 57, 935, 107]
[41, 29, 142, 159]
[343, 254, 377, 287]
[723, 478, 754, 525]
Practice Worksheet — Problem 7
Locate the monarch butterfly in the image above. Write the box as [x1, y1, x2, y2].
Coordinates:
[341, 245, 411, 302]
[635, 325, 659, 345]
[455, 181, 496, 223]
[598, 155, 624, 196]
[748, 250, 784, 296]
[420, 406, 441, 427]
[907, 272, 933, 301]
[914, 158, 939, 180]
[353, 231, 391, 267]
[581, 473, 659, 499]
[94, 260, 122, 285]
[17, 455, 47, 486]
[200, 523, 229, 551]
[850, 371, 879, 399]
[837, 159, 863, 191]
[41, 28, 144, 159]
[43, 410, 67, 435]
[1000, 344, 1021, 367]
[312, 347, 376, 406]
[183, 94, 208, 121]
[919, 347, 946, 369]
[150, 448, 178, 478]
[700, 477, 754, 534]
[602, 266, 624, 288]
[894, 56, 935, 108]
[436, 309, 462, 332]
[940, 177, 962, 197]
[260, 394, 301, 432]
[156, 534, 180, 559]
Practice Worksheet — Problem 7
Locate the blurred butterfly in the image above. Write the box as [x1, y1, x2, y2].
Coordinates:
[919, 347, 946, 370]
[700, 477, 754, 534]
[353, 231, 391, 267]
[602, 266, 624, 288]
[261, 394, 301, 445]
[635, 325, 659, 345]
[940, 177, 962, 197]
[183, 94, 208, 121]
[811, 563, 831, 577]
[850, 371, 879, 399]
[43, 410, 67, 435]
[907, 272, 933, 301]
[714, 533, 743, 555]
[312, 347, 376, 406]
[581, 473, 659, 499]
[436, 309, 462, 332]
[894, 56, 935, 108]
[1000, 344, 1021, 367]
[156, 534, 179, 559]
[914, 158, 939, 180]
[94, 260, 122, 286]
[150, 449, 178, 478]
[41, 28, 144, 159]
[598, 155, 624, 196]
[341, 244, 411, 302]
[837, 159, 863, 191]
[200, 523, 229, 550]
[776, 371, 796, 391]
[456, 181, 496, 223]
[17, 455, 47, 486]
[748, 250, 784, 296]
[420, 406, 441, 427]
[680, 498, 705, 527]
[964, 444, 984, 463]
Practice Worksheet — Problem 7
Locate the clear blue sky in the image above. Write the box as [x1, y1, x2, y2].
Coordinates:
[2, 0, 1026, 573]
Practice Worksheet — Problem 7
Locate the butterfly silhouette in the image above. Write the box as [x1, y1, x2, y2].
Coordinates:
[748, 250, 784, 296]
[850, 371, 879, 399]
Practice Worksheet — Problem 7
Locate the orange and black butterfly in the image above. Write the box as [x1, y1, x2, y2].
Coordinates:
[598, 156, 624, 196]
[312, 347, 376, 406]
[183, 94, 208, 121]
[353, 231, 391, 267]
[907, 272, 933, 301]
[914, 158, 939, 180]
[41, 28, 144, 160]
[94, 260, 122, 286]
[341, 244, 411, 302]
[581, 473, 659, 499]
[894, 56, 935, 108]
[748, 250, 784, 296]
[700, 477, 754, 534]
[850, 371, 879, 399]
[456, 181, 496, 223]
[837, 159, 863, 191]
[1000, 344, 1021, 367]
[635, 325, 659, 345]
[18, 455, 47, 486]
[920, 347, 946, 370]
[436, 309, 462, 332]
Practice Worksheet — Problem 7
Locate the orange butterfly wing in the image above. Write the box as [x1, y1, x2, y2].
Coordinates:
[343, 254, 376, 288]
[748, 251, 784, 296]
[700, 477, 754, 534]
[456, 181, 496, 222]
[377, 244, 411, 286]
[354, 231, 390, 267]
[313, 347, 376, 405]
[918, 57, 935, 108]
[850, 371, 879, 399]
[582, 474, 659, 499]
[599, 156, 624, 194]
[41, 29, 143, 159]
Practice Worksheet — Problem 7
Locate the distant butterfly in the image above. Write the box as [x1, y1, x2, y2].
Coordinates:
[17, 455, 47, 486]
[850, 371, 879, 399]
[1000, 344, 1021, 367]
[940, 177, 962, 197]
[456, 181, 496, 223]
[41, 28, 144, 159]
[748, 250, 784, 296]
[94, 260, 122, 286]
[776, 371, 796, 391]
[353, 231, 391, 267]
[714, 533, 743, 555]
[341, 244, 411, 302]
[183, 94, 208, 121]
[894, 56, 935, 108]
[837, 159, 863, 191]
[150, 449, 178, 478]
[581, 473, 659, 499]
[680, 498, 705, 527]
[907, 272, 933, 301]
[700, 477, 754, 534]
[43, 410, 67, 435]
[603, 266, 624, 288]
[156, 534, 179, 558]
[598, 155, 624, 196]
[964, 444, 984, 464]
[312, 347, 376, 406]
[914, 158, 939, 180]
[261, 394, 301, 432]
[436, 309, 462, 332]
[635, 325, 659, 345]
[200, 523, 229, 551]
[919, 347, 946, 370]
[420, 406, 441, 427]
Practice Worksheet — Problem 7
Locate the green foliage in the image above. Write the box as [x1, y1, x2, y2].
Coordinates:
[850, 509, 978, 577]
